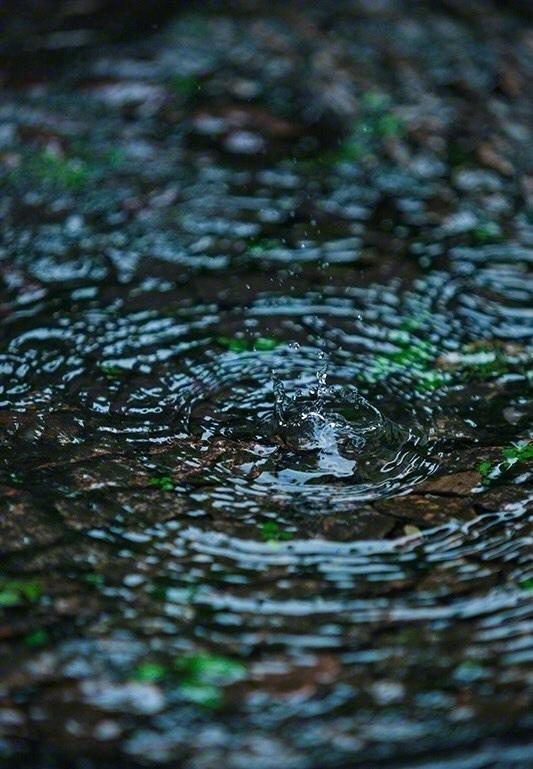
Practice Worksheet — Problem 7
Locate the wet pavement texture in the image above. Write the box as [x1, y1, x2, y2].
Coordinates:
[0, 2, 532, 768]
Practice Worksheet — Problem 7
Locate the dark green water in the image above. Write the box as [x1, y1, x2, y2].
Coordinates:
[0, 3, 531, 768]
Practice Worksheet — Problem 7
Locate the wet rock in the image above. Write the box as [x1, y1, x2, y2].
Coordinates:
[0, 490, 64, 553]
[314, 509, 395, 540]
[474, 485, 530, 512]
[84, 81, 167, 110]
[65, 457, 152, 493]
[4, 539, 106, 575]
[192, 106, 299, 140]
[80, 679, 165, 715]
[374, 494, 475, 525]
[55, 489, 186, 531]
[417, 471, 481, 497]
[0, 410, 83, 447]
[253, 654, 340, 702]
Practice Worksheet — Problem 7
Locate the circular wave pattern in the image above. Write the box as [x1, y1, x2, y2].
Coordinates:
[0, 275, 465, 510]
[179, 345, 437, 509]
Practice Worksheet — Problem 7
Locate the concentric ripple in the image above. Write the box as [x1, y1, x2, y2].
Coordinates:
[178, 344, 436, 509]
[2, 268, 529, 526]
[0, 275, 463, 509]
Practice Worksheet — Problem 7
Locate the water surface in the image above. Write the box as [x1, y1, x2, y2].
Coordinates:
[0, 2, 532, 767]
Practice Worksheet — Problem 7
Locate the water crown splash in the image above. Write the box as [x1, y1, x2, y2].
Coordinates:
[273, 348, 366, 478]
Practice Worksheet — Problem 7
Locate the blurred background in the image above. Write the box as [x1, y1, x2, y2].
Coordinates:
[1, 0, 531, 59]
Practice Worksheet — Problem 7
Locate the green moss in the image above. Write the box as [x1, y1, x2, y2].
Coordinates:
[415, 370, 449, 392]
[134, 662, 167, 682]
[100, 364, 125, 380]
[150, 584, 168, 601]
[175, 654, 246, 684]
[254, 337, 279, 351]
[150, 582, 198, 603]
[383, 324, 524, 393]
[0, 579, 43, 608]
[149, 475, 174, 492]
[501, 442, 533, 464]
[436, 341, 530, 383]
[260, 522, 293, 542]
[288, 90, 403, 172]
[70, 141, 126, 174]
[25, 629, 49, 648]
[217, 336, 250, 353]
[26, 150, 91, 190]
[83, 573, 105, 588]
[217, 336, 280, 353]
[334, 90, 403, 164]
[477, 442, 532, 486]
[176, 654, 245, 707]
[14, 141, 126, 192]
[335, 136, 368, 163]
[362, 335, 446, 393]
[478, 460, 494, 485]
[248, 237, 285, 256]
[389, 339, 435, 368]
[464, 357, 508, 381]
[400, 318, 425, 333]
[179, 681, 222, 708]
[470, 221, 502, 244]
[132, 653, 246, 709]
[104, 148, 126, 168]
[169, 74, 200, 98]
[361, 91, 391, 112]
[377, 113, 403, 138]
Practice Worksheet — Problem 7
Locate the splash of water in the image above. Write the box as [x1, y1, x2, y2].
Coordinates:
[273, 348, 381, 478]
